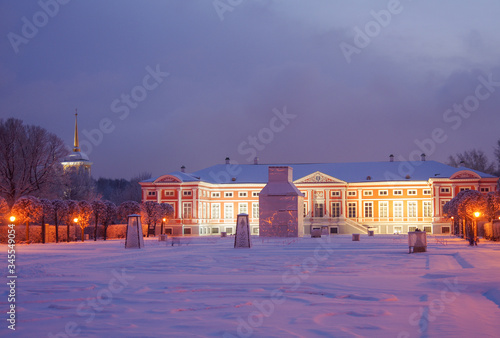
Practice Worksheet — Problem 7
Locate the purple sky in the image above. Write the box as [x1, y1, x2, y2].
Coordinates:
[1, 0, 500, 179]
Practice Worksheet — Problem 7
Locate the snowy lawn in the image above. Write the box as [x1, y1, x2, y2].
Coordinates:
[3, 234, 500, 337]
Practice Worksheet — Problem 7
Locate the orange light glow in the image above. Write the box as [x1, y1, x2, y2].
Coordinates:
[163, 218, 166, 222]
[73, 218, 78, 223]
[9, 216, 15, 222]
[474, 212, 480, 218]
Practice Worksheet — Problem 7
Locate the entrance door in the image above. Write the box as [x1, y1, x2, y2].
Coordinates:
[314, 203, 324, 217]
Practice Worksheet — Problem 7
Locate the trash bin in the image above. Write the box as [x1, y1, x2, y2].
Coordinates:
[368, 230, 374, 236]
[352, 234, 360, 241]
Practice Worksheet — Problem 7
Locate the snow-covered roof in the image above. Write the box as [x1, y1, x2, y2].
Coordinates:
[143, 161, 497, 184]
[62, 151, 91, 162]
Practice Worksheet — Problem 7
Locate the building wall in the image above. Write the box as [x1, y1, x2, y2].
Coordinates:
[140, 175, 498, 235]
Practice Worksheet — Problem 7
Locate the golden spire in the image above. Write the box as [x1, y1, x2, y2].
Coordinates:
[73, 109, 80, 152]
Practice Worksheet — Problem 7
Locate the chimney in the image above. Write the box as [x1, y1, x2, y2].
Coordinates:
[181, 165, 186, 173]
[225, 157, 230, 165]
[254, 156, 259, 165]
[389, 154, 394, 162]
[421, 153, 426, 161]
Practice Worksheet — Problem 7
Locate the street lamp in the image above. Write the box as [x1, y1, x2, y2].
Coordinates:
[473, 212, 480, 246]
[74, 218, 83, 242]
[161, 218, 166, 235]
[9, 216, 15, 223]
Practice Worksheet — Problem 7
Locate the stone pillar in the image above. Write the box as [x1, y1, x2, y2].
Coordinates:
[177, 188, 183, 220]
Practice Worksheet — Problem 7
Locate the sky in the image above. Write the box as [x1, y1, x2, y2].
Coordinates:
[1, 0, 500, 179]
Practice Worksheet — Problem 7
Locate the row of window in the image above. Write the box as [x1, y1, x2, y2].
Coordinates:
[305, 201, 433, 218]
[440, 187, 490, 193]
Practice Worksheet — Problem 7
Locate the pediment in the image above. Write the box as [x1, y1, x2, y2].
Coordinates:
[294, 171, 345, 184]
[450, 170, 481, 180]
[154, 175, 182, 183]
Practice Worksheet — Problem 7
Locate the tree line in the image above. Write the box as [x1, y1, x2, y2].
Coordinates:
[0, 118, 149, 209]
[447, 140, 500, 176]
[444, 190, 500, 244]
[1, 196, 173, 243]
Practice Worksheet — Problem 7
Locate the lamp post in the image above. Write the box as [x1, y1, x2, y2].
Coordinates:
[450, 216, 454, 235]
[74, 218, 82, 242]
[9, 216, 15, 223]
[473, 212, 480, 246]
[161, 218, 166, 235]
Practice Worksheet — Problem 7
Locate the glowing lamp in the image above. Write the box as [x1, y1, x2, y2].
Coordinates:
[474, 212, 480, 218]
[163, 218, 166, 222]
[9, 216, 15, 222]
[73, 218, 79, 223]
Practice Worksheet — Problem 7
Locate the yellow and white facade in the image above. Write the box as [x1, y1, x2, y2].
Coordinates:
[140, 158, 498, 236]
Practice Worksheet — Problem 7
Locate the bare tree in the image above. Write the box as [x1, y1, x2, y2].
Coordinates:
[495, 139, 500, 176]
[141, 201, 160, 237]
[77, 200, 92, 242]
[11, 196, 42, 242]
[52, 200, 68, 243]
[63, 166, 97, 201]
[39, 199, 54, 244]
[101, 201, 117, 241]
[91, 200, 106, 241]
[0, 196, 8, 223]
[126, 172, 152, 202]
[447, 149, 496, 174]
[117, 201, 141, 223]
[0, 118, 68, 208]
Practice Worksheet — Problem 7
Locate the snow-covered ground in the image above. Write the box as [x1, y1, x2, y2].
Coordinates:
[2, 234, 500, 337]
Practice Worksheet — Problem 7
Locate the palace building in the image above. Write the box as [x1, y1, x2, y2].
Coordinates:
[139, 156, 498, 236]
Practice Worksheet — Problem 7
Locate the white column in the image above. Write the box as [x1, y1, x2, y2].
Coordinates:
[325, 189, 330, 217]
[192, 188, 198, 219]
[177, 188, 183, 219]
[341, 187, 346, 217]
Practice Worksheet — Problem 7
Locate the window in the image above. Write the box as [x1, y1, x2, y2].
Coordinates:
[423, 201, 432, 217]
[480, 187, 490, 192]
[224, 204, 233, 219]
[239, 192, 248, 197]
[330, 227, 339, 234]
[459, 187, 470, 192]
[225, 192, 233, 198]
[302, 191, 307, 197]
[183, 190, 192, 196]
[423, 189, 431, 195]
[408, 202, 417, 218]
[303, 202, 308, 217]
[252, 227, 259, 234]
[409, 226, 417, 232]
[363, 190, 373, 196]
[331, 202, 340, 217]
[379, 202, 388, 218]
[408, 190, 417, 195]
[165, 228, 173, 235]
[184, 227, 192, 235]
[202, 203, 207, 219]
[348, 202, 357, 218]
[252, 192, 259, 197]
[148, 191, 156, 196]
[394, 226, 402, 234]
[440, 187, 450, 193]
[212, 192, 220, 198]
[441, 226, 450, 234]
[393, 190, 402, 195]
[238, 203, 248, 215]
[225, 227, 233, 235]
[252, 202, 259, 219]
[211, 227, 219, 234]
[331, 191, 340, 197]
[348, 191, 357, 196]
[314, 203, 324, 217]
[211, 204, 220, 219]
[379, 190, 388, 196]
[183, 202, 192, 219]
[165, 190, 174, 196]
[394, 202, 403, 218]
[440, 200, 449, 215]
[364, 202, 373, 218]
[424, 226, 432, 233]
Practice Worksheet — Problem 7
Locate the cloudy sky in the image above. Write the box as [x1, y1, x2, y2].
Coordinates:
[1, 0, 500, 179]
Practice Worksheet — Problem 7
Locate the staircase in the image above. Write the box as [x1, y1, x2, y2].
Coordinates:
[343, 218, 369, 234]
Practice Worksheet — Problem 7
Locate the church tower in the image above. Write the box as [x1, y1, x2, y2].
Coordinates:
[61, 110, 93, 174]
